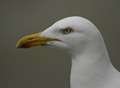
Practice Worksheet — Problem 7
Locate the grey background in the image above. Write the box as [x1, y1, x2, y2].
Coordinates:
[0, 0, 120, 88]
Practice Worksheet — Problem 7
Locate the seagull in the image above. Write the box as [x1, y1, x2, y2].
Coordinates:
[16, 16, 120, 88]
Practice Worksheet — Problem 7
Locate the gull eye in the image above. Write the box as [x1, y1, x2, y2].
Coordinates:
[61, 27, 74, 34]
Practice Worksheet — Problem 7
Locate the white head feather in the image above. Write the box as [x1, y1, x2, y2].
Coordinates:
[40, 16, 120, 88]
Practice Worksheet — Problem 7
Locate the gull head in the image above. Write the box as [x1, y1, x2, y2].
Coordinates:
[16, 16, 101, 53]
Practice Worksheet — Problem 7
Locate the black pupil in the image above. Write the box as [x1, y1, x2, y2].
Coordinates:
[62, 28, 73, 34]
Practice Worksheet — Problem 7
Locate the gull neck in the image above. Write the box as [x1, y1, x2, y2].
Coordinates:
[70, 36, 117, 88]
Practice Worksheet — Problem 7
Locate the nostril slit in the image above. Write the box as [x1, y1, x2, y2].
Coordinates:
[28, 37, 35, 40]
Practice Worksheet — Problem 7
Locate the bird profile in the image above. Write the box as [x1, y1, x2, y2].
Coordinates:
[16, 16, 120, 88]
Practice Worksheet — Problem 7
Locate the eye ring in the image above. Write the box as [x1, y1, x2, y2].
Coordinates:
[61, 27, 74, 34]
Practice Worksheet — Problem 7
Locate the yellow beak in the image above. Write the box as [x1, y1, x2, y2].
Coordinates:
[16, 33, 59, 48]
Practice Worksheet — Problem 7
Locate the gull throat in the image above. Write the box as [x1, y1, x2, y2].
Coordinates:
[70, 35, 117, 88]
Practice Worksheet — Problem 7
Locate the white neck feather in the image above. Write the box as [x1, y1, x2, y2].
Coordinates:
[70, 35, 118, 88]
